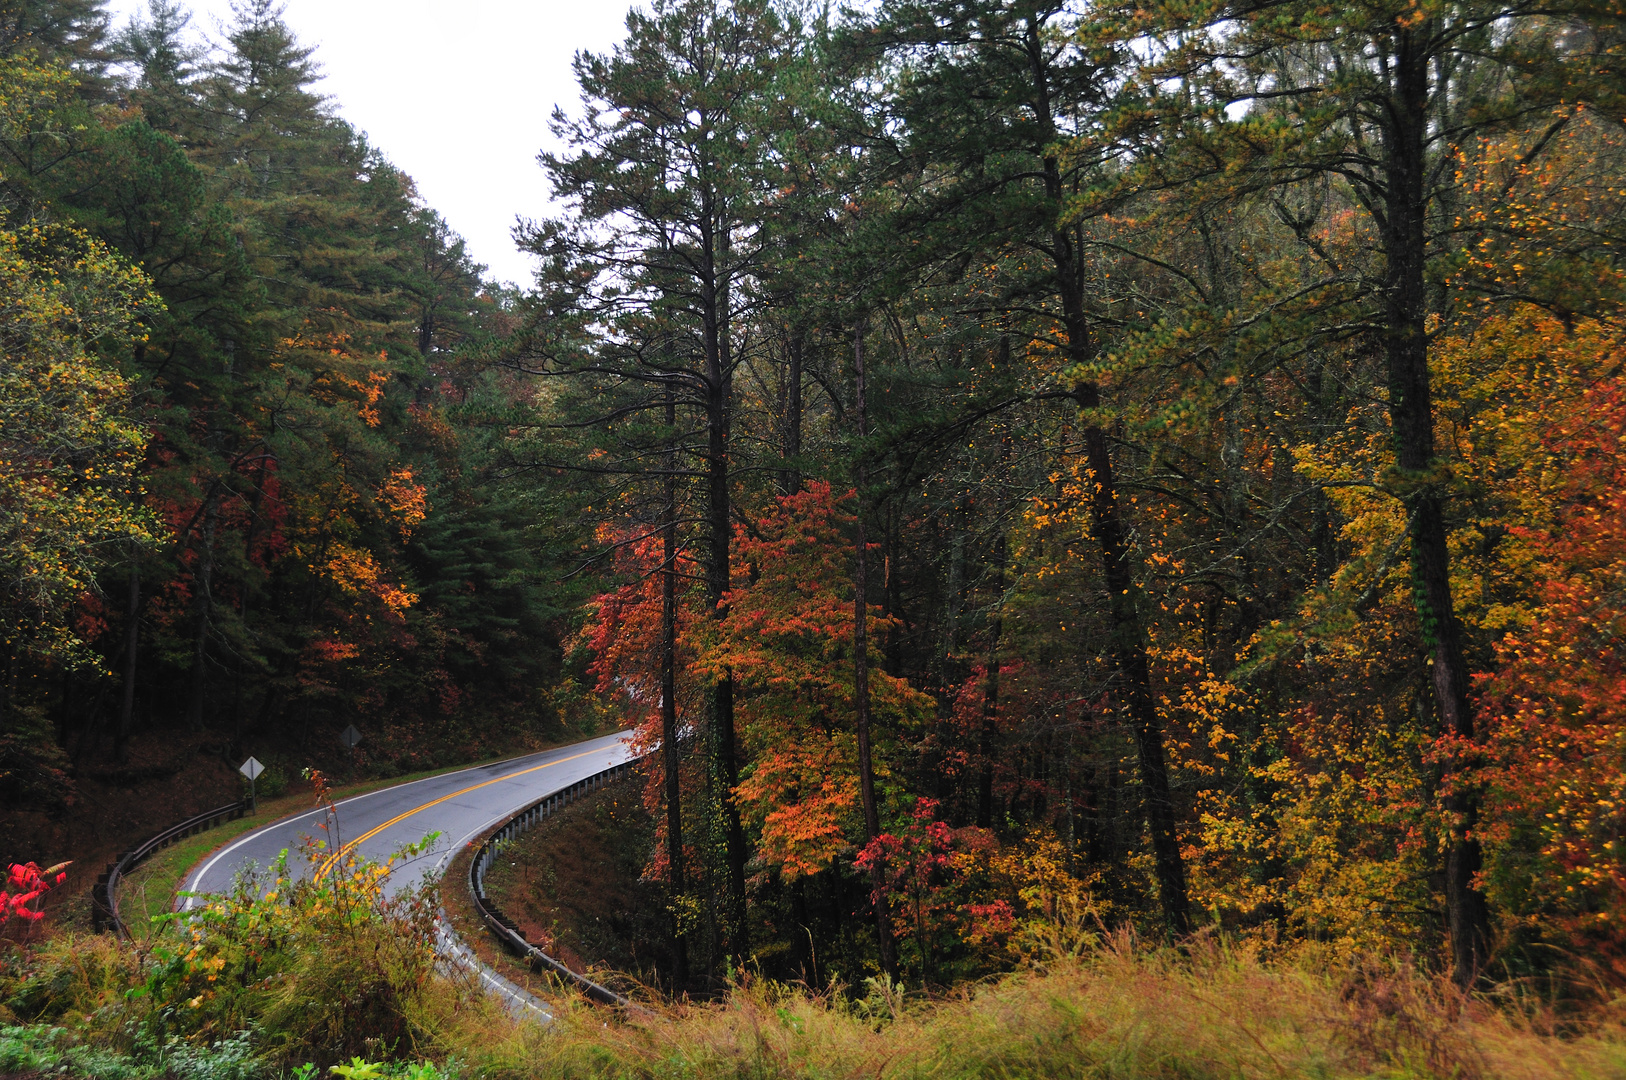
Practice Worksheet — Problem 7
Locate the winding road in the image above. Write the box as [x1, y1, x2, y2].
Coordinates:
[175, 729, 636, 1017]
[180, 730, 634, 903]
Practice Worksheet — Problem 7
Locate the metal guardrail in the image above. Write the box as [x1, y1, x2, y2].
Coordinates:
[92, 799, 246, 936]
[468, 758, 642, 1008]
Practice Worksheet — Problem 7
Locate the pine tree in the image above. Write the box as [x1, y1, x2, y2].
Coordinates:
[860, 0, 1193, 934]
[111, 0, 204, 133]
[0, 0, 108, 74]
[517, 0, 796, 958]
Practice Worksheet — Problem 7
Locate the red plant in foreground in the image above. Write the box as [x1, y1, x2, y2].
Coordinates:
[3, 861, 70, 926]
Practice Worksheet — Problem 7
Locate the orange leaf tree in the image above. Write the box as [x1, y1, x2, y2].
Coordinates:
[692, 483, 934, 881]
[1476, 322, 1626, 961]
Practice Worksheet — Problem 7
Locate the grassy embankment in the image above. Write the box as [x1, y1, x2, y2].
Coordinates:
[12, 758, 1626, 1079]
[474, 782, 668, 984]
[447, 788, 1626, 1080]
[12, 921, 1626, 1080]
[436, 774, 664, 1012]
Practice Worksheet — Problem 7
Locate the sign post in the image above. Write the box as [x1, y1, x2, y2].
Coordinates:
[239, 756, 264, 813]
[340, 725, 362, 780]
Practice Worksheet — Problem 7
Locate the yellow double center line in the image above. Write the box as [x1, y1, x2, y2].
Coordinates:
[316, 747, 607, 880]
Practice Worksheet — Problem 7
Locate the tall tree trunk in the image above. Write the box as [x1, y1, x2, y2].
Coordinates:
[702, 255, 750, 959]
[1022, 14, 1190, 935]
[662, 385, 689, 985]
[931, 508, 966, 801]
[978, 363, 1012, 829]
[56, 671, 71, 750]
[977, 532, 1005, 830]
[781, 326, 804, 495]
[1075, 403, 1191, 935]
[853, 324, 898, 976]
[0, 642, 14, 732]
[943, 513, 965, 688]
[187, 497, 219, 732]
[1383, 28, 1489, 986]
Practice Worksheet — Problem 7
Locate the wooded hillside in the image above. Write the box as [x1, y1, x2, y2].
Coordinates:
[1, 0, 586, 855]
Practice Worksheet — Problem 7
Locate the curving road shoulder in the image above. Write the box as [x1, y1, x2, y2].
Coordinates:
[179, 729, 634, 907]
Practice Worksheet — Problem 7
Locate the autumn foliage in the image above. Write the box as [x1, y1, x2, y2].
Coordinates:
[1, 861, 69, 930]
[699, 483, 934, 880]
[12, 0, 1626, 1026]
[1477, 324, 1626, 962]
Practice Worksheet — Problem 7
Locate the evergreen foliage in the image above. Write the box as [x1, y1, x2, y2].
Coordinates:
[0, 0, 566, 819]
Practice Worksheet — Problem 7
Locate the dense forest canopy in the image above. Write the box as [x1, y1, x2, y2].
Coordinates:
[4, 0, 1626, 993]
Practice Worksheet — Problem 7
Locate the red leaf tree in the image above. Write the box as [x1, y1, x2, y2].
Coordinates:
[2, 860, 69, 932]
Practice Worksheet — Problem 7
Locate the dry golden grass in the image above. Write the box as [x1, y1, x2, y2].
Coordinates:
[12, 873, 1626, 1080]
[9, 919, 1626, 1078]
[436, 934, 1626, 1080]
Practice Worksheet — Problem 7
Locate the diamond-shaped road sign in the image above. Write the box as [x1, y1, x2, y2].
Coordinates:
[340, 724, 362, 749]
[239, 756, 264, 781]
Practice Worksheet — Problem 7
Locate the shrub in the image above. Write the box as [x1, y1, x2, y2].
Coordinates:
[142, 773, 448, 1066]
[2, 860, 69, 936]
[0, 1024, 265, 1079]
[1, 770, 467, 1074]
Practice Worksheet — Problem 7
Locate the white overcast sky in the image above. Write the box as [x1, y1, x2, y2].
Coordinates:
[105, 0, 640, 287]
